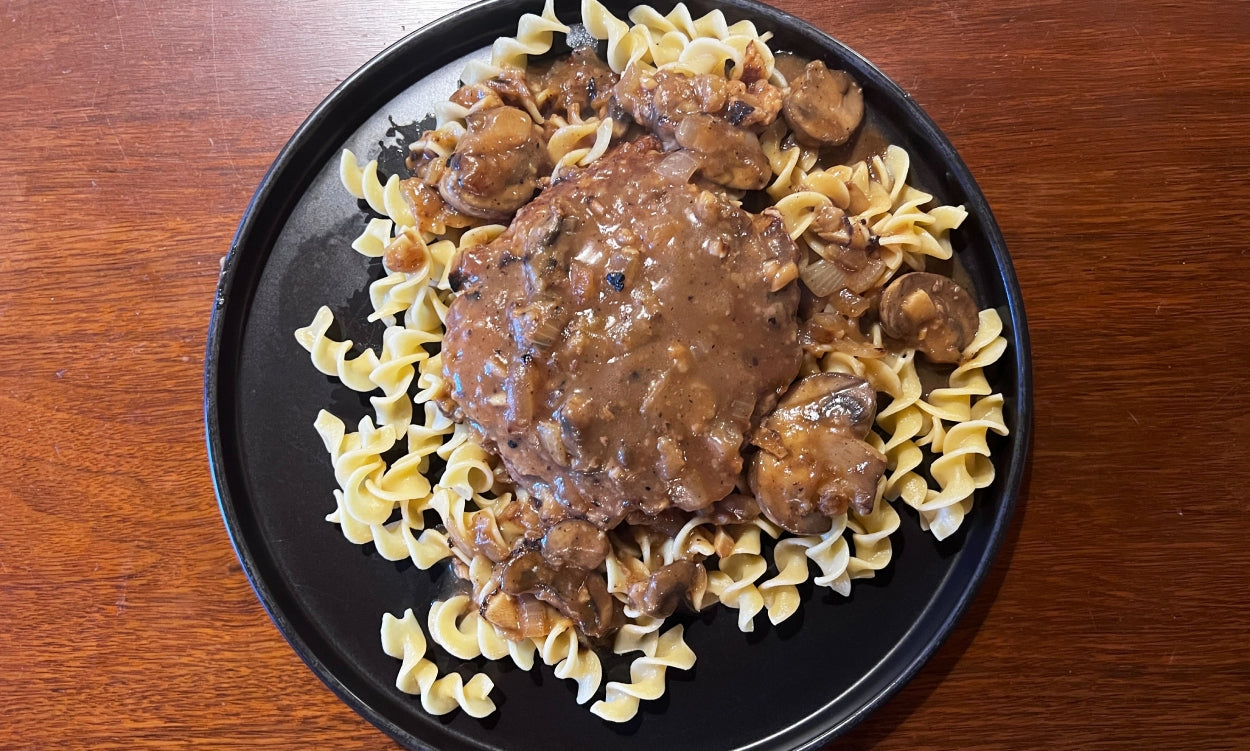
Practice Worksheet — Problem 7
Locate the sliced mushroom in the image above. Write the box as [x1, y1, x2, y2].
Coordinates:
[623, 508, 692, 538]
[747, 469, 831, 535]
[614, 63, 782, 146]
[438, 106, 551, 222]
[750, 434, 885, 532]
[782, 60, 864, 147]
[766, 371, 878, 440]
[702, 492, 761, 525]
[497, 548, 622, 639]
[878, 272, 980, 364]
[499, 549, 551, 595]
[449, 67, 538, 117]
[537, 46, 619, 120]
[628, 560, 700, 619]
[675, 114, 772, 190]
[748, 372, 886, 533]
[542, 518, 610, 570]
[772, 52, 810, 88]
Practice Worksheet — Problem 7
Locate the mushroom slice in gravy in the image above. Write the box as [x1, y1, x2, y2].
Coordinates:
[749, 372, 887, 534]
[438, 106, 551, 222]
[782, 59, 865, 147]
[879, 272, 981, 364]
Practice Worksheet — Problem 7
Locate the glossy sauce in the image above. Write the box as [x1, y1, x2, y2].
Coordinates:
[441, 139, 803, 529]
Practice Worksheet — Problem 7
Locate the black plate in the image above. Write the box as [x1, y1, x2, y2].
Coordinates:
[205, 1, 1032, 748]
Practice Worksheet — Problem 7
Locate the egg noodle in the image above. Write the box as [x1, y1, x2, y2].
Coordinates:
[296, 0, 1008, 722]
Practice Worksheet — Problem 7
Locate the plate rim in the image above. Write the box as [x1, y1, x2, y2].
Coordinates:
[204, 1, 1034, 749]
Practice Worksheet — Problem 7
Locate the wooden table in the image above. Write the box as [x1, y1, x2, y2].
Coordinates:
[3, 0, 1247, 748]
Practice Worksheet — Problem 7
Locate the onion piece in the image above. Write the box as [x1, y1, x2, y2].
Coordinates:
[535, 421, 569, 465]
[727, 395, 755, 423]
[527, 317, 563, 349]
[831, 287, 875, 318]
[800, 258, 848, 298]
[656, 150, 701, 184]
[516, 595, 556, 639]
[382, 227, 431, 275]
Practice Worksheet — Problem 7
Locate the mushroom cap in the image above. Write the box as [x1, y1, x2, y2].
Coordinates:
[541, 518, 610, 571]
[497, 548, 622, 640]
[437, 106, 549, 222]
[879, 272, 980, 364]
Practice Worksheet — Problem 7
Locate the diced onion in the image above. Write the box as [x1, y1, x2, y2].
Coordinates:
[800, 258, 847, 298]
[727, 396, 755, 423]
[528, 317, 563, 349]
[536, 421, 569, 464]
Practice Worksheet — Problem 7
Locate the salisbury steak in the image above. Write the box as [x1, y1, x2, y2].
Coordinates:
[441, 138, 803, 529]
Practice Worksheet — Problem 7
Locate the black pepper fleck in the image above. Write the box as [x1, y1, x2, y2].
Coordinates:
[726, 100, 755, 126]
[606, 271, 625, 291]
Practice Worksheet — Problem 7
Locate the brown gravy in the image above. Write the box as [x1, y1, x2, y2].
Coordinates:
[441, 139, 803, 530]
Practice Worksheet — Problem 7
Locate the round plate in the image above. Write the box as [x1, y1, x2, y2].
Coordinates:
[205, 1, 1033, 749]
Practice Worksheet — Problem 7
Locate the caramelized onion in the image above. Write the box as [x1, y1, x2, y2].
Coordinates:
[800, 258, 847, 298]
[383, 227, 432, 275]
[656, 150, 701, 184]
[516, 596, 552, 638]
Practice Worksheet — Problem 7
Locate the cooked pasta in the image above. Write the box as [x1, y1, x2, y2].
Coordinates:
[547, 115, 617, 172]
[367, 324, 435, 434]
[757, 537, 808, 624]
[350, 216, 393, 258]
[462, 0, 569, 84]
[368, 268, 429, 325]
[428, 595, 538, 669]
[706, 550, 768, 632]
[295, 306, 379, 392]
[846, 497, 902, 579]
[704, 525, 769, 632]
[581, 0, 648, 72]
[380, 609, 497, 718]
[589, 625, 696, 722]
[297, 0, 1011, 725]
[314, 411, 400, 526]
[533, 620, 604, 705]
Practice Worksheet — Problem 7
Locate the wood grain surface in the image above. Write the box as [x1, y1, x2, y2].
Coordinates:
[2, 0, 1248, 748]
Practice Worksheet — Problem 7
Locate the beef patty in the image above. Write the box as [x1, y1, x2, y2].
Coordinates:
[441, 138, 803, 529]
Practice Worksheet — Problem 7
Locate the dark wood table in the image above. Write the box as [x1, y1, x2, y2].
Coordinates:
[4, 0, 1247, 748]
